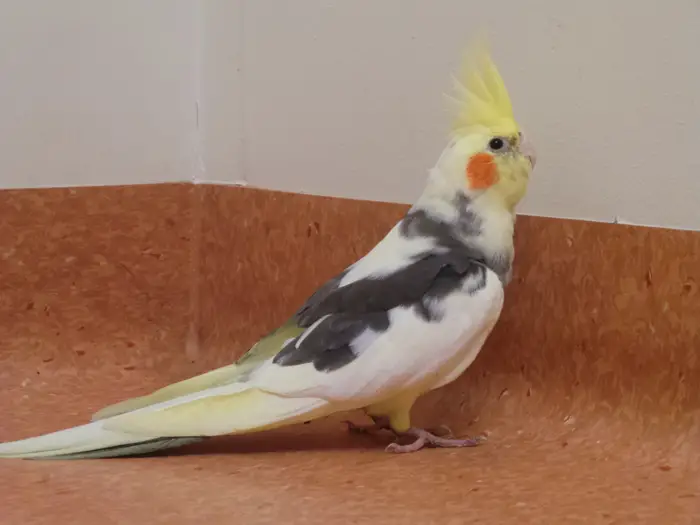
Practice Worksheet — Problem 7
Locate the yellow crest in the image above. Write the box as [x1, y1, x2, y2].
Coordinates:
[448, 39, 519, 138]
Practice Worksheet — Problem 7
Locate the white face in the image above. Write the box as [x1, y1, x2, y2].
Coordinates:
[434, 134, 486, 188]
[434, 131, 535, 210]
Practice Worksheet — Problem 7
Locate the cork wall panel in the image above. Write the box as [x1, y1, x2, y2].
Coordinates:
[419, 216, 700, 468]
[196, 186, 700, 468]
[0, 184, 196, 433]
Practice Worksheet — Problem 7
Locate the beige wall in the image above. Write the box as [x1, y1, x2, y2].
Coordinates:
[1, 1, 699, 230]
[200, 0, 243, 188]
[0, 1, 199, 187]
[228, 1, 699, 230]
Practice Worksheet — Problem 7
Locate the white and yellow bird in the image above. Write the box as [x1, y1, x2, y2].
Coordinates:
[0, 42, 536, 459]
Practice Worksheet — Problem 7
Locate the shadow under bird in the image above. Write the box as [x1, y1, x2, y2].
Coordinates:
[0, 41, 537, 459]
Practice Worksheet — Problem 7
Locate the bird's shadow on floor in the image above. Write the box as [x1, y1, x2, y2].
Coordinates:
[146, 421, 398, 458]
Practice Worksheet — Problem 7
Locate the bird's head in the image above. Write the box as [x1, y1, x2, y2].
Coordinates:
[432, 42, 536, 212]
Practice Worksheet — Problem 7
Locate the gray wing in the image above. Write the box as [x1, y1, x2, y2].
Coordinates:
[273, 252, 486, 373]
[294, 251, 476, 326]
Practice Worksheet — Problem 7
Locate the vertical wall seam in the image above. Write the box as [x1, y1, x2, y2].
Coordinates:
[238, 0, 247, 186]
[186, 0, 205, 360]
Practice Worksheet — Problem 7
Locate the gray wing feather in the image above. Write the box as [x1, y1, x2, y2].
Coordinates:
[277, 252, 484, 373]
[294, 252, 473, 326]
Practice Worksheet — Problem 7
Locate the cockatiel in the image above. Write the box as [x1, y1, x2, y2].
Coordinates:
[0, 42, 536, 459]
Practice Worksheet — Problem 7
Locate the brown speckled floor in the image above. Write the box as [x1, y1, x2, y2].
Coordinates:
[1, 184, 698, 524]
[3, 422, 698, 524]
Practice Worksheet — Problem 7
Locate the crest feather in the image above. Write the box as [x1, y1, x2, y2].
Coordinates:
[447, 39, 519, 138]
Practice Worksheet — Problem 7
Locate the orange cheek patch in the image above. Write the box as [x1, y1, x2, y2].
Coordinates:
[466, 153, 497, 189]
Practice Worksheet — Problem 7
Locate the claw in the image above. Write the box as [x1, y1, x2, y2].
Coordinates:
[428, 424, 454, 438]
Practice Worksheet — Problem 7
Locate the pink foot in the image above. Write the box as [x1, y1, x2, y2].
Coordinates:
[386, 428, 485, 453]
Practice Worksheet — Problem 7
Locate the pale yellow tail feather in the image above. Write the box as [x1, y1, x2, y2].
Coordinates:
[0, 420, 154, 459]
[1, 386, 329, 459]
[92, 321, 304, 421]
[91, 363, 242, 420]
[103, 388, 330, 437]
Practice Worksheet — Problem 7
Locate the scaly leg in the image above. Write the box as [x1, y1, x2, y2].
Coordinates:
[358, 394, 471, 451]
[344, 415, 454, 439]
[344, 415, 392, 435]
[386, 427, 485, 453]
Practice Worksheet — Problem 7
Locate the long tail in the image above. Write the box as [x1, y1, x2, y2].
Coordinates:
[0, 420, 206, 460]
[0, 385, 328, 460]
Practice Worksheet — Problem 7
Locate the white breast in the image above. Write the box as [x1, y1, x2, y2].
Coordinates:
[354, 268, 505, 401]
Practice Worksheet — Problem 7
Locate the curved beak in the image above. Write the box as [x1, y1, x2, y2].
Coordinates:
[519, 133, 537, 169]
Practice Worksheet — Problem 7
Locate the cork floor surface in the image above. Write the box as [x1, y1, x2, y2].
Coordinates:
[1, 365, 697, 525]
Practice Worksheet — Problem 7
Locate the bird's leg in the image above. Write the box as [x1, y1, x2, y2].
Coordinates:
[344, 415, 392, 435]
[386, 428, 485, 453]
[345, 418, 452, 439]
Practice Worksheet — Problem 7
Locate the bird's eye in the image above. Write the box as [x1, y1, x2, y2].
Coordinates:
[488, 137, 505, 151]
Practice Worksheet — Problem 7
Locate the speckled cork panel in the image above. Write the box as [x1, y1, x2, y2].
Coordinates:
[1, 183, 699, 525]
[0, 184, 197, 428]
